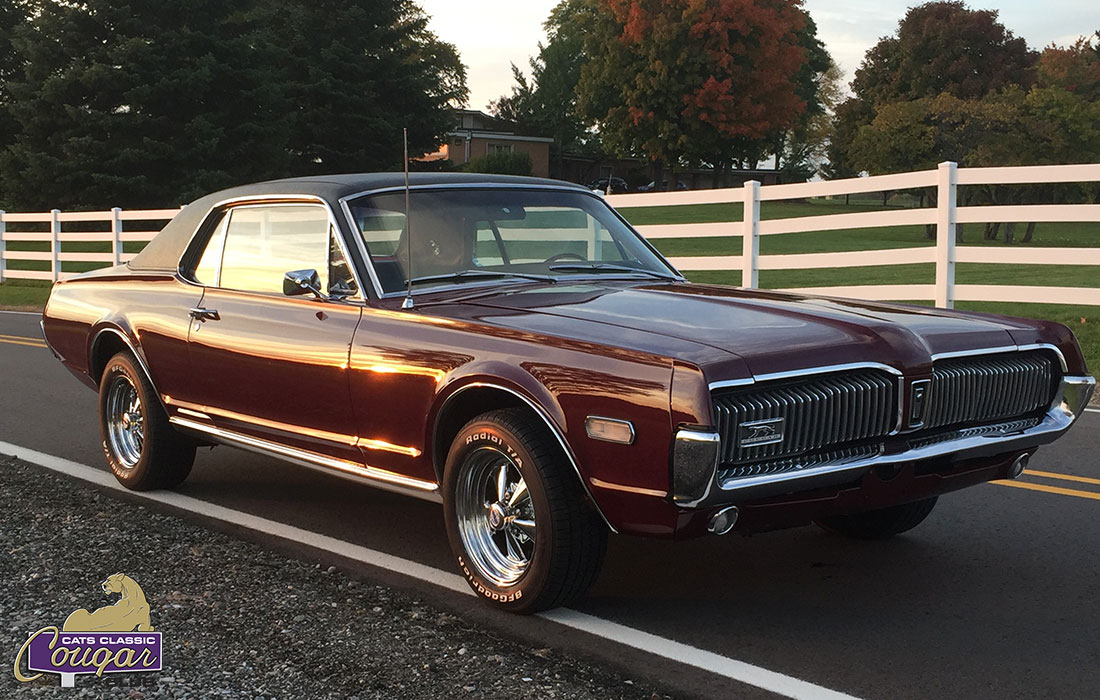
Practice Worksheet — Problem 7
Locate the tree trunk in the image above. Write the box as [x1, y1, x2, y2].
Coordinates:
[955, 223, 964, 243]
[924, 224, 936, 240]
[983, 222, 1000, 240]
[1022, 222, 1036, 243]
[1003, 222, 1016, 244]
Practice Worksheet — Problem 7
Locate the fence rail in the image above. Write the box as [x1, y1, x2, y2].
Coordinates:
[609, 161, 1100, 308]
[1, 162, 1098, 308]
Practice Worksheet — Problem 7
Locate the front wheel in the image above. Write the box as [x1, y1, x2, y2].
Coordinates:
[816, 497, 938, 540]
[443, 409, 607, 613]
[99, 352, 196, 490]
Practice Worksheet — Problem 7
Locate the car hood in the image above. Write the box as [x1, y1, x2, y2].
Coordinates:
[438, 281, 1050, 380]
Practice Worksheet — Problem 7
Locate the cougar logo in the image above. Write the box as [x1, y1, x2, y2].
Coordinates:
[739, 418, 785, 447]
[14, 573, 163, 687]
[63, 573, 154, 633]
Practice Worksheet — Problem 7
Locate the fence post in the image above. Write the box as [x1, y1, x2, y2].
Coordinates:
[741, 180, 760, 288]
[50, 209, 61, 283]
[111, 207, 123, 266]
[934, 161, 957, 308]
[0, 210, 6, 284]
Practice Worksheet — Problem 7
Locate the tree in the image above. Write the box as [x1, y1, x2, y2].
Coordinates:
[575, 0, 809, 174]
[0, 0, 28, 205]
[851, 1, 1036, 106]
[1, 0, 294, 209]
[264, 0, 467, 175]
[0, 0, 467, 210]
[771, 15, 837, 180]
[1037, 36, 1100, 101]
[490, 0, 595, 175]
[829, 1, 1039, 182]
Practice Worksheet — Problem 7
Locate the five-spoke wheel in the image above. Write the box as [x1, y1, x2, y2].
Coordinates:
[443, 408, 607, 613]
[98, 352, 196, 490]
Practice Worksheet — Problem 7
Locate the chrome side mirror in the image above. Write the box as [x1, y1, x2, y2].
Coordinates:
[283, 269, 325, 299]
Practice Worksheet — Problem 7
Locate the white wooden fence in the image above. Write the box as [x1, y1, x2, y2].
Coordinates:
[608, 161, 1100, 308]
[0, 207, 180, 282]
[1, 161, 1098, 308]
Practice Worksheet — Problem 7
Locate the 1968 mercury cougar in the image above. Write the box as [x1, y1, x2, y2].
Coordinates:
[42, 173, 1095, 612]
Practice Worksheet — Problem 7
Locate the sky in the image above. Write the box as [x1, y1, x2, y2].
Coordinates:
[418, 0, 1098, 112]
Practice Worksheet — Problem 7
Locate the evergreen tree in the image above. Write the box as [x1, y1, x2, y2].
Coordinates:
[264, 0, 467, 175]
[0, 0, 467, 210]
[2, 0, 293, 209]
[0, 0, 28, 206]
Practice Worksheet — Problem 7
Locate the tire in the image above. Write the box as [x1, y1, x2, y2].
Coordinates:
[816, 497, 938, 540]
[99, 352, 196, 491]
[442, 408, 607, 613]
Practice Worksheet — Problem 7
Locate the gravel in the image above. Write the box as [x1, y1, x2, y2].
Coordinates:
[1, 456, 672, 699]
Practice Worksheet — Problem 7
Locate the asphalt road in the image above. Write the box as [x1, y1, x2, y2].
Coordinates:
[3, 309, 1099, 700]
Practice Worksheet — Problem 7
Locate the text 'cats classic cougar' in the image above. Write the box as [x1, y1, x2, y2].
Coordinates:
[42, 173, 1095, 612]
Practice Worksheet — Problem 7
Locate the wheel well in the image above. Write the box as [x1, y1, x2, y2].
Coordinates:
[432, 386, 528, 481]
[89, 331, 131, 386]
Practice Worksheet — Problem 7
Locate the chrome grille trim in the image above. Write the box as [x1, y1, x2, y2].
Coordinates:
[718, 444, 883, 482]
[924, 351, 1056, 430]
[712, 369, 898, 465]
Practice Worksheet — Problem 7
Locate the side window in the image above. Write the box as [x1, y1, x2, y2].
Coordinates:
[219, 205, 334, 294]
[192, 213, 229, 286]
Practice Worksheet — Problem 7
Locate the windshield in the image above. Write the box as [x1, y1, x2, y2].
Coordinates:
[346, 188, 678, 294]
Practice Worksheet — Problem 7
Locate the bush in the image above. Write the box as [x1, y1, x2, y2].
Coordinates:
[464, 151, 532, 176]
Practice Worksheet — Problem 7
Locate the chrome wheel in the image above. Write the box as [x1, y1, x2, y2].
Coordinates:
[105, 374, 144, 469]
[455, 446, 536, 587]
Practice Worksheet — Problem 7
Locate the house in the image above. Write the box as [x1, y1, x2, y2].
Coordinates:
[420, 110, 554, 177]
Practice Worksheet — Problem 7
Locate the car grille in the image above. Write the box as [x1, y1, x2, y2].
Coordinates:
[923, 351, 1057, 429]
[711, 351, 1059, 477]
[712, 369, 898, 465]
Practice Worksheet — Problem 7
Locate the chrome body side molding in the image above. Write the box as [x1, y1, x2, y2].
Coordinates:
[169, 416, 441, 503]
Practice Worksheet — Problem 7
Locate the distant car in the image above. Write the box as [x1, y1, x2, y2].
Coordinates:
[637, 179, 688, 192]
[586, 176, 630, 194]
[42, 172, 1095, 613]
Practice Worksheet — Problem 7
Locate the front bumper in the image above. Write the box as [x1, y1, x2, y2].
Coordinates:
[674, 374, 1095, 507]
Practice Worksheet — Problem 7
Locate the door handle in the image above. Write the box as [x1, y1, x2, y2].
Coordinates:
[188, 307, 220, 321]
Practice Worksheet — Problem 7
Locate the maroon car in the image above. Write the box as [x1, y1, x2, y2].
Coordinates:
[42, 173, 1095, 612]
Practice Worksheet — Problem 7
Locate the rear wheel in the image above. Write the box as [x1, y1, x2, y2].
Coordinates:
[99, 352, 196, 490]
[816, 497, 938, 540]
[443, 409, 607, 613]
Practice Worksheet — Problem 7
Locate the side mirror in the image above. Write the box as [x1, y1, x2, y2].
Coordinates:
[283, 269, 325, 299]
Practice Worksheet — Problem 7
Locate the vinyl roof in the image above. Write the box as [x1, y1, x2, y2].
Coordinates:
[128, 172, 587, 272]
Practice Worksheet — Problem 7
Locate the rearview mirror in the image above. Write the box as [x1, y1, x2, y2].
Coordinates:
[283, 269, 324, 299]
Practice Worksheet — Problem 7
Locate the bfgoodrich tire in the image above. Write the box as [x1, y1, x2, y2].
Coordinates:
[442, 408, 607, 613]
[816, 496, 939, 540]
[99, 352, 196, 491]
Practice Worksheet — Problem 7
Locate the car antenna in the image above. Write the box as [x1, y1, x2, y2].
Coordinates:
[401, 127, 414, 310]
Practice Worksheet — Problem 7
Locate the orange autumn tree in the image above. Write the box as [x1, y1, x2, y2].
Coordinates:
[576, 0, 809, 173]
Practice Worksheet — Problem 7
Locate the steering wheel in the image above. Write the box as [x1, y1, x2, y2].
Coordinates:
[543, 251, 587, 264]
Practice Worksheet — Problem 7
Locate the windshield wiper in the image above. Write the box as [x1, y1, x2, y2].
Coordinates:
[407, 270, 557, 286]
[547, 263, 679, 281]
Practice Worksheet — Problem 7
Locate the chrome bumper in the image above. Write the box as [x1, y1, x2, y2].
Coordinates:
[675, 375, 1095, 507]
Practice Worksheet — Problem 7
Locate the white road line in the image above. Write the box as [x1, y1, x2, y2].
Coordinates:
[1085, 408, 1100, 414]
[0, 440, 864, 700]
[0, 309, 42, 315]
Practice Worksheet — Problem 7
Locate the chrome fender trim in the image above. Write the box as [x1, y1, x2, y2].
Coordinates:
[434, 381, 618, 533]
[89, 326, 169, 413]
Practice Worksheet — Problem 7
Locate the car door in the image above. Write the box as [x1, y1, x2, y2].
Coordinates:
[184, 201, 364, 463]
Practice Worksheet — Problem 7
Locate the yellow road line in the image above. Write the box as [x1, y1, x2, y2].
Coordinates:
[1024, 469, 1100, 487]
[0, 334, 46, 348]
[993, 480, 1100, 502]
